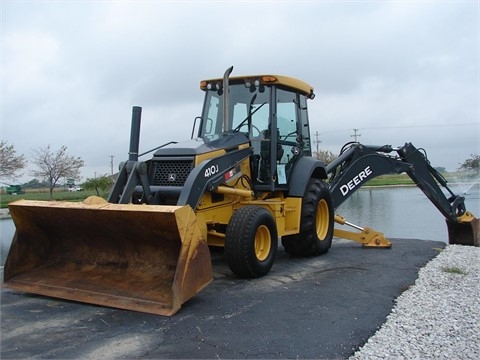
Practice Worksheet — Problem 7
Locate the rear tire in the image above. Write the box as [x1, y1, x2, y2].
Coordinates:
[225, 206, 278, 278]
[282, 178, 334, 257]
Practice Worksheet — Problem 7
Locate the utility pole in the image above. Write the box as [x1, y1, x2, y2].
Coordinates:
[312, 131, 321, 158]
[351, 128, 361, 142]
[109, 155, 115, 175]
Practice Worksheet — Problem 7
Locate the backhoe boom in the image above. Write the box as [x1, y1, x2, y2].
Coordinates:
[326, 142, 477, 245]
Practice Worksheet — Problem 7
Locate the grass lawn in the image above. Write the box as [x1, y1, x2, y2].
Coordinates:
[364, 173, 415, 186]
[1, 189, 103, 209]
[2, 172, 462, 209]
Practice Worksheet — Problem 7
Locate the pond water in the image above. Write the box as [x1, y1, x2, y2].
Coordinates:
[1, 185, 479, 266]
[1, 218, 16, 267]
[336, 185, 479, 243]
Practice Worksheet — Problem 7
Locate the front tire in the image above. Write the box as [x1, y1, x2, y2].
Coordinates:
[225, 206, 278, 278]
[282, 178, 334, 257]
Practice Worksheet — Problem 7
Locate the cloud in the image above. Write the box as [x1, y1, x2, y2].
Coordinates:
[1, 0, 478, 182]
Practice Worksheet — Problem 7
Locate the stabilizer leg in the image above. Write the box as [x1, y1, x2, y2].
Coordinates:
[333, 215, 392, 248]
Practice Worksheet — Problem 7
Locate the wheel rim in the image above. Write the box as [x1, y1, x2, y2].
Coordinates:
[255, 225, 271, 261]
[316, 199, 330, 240]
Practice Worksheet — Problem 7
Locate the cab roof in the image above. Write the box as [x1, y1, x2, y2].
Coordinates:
[200, 74, 315, 99]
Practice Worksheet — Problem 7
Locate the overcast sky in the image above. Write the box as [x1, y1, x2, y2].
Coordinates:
[1, 0, 479, 183]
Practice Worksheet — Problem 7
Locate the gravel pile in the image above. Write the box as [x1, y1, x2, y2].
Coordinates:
[350, 244, 480, 359]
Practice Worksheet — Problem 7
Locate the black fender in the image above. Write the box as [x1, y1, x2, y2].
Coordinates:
[288, 156, 328, 197]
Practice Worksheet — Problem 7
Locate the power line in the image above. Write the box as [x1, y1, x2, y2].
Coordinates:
[351, 128, 361, 142]
[317, 122, 478, 135]
[312, 131, 322, 155]
[109, 155, 114, 175]
[363, 123, 478, 130]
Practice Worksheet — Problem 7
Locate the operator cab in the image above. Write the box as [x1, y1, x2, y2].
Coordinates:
[198, 75, 315, 191]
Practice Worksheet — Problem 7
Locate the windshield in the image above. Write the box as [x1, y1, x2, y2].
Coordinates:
[198, 80, 312, 187]
[199, 84, 271, 139]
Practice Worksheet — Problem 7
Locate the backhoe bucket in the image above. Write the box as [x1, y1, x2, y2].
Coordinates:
[446, 213, 479, 246]
[4, 199, 213, 316]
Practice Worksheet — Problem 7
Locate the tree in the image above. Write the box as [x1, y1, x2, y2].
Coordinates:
[458, 154, 479, 176]
[83, 175, 114, 196]
[31, 145, 85, 199]
[0, 141, 26, 181]
[22, 178, 49, 189]
[314, 149, 337, 164]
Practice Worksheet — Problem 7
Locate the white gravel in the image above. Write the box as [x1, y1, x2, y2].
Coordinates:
[350, 244, 480, 360]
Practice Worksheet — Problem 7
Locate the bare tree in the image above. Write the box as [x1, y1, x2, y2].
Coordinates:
[458, 154, 479, 176]
[31, 145, 85, 198]
[0, 140, 26, 181]
[314, 149, 337, 165]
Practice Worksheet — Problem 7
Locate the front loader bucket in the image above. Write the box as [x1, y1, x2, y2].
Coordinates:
[4, 198, 212, 316]
[446, 213, 479, 247]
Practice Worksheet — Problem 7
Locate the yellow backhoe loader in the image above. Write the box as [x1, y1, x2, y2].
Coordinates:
[4, 67, 478, 315]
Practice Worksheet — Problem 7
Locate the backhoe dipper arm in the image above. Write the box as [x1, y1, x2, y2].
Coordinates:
[326, 142, 468, 223]
[397, 143, 467, 223]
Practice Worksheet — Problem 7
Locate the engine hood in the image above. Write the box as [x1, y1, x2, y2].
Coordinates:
[152, 132, 249, 157]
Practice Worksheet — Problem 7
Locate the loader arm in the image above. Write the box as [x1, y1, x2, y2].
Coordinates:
[177, 146, 253, 209]
[109, 145, 252, 208]
[108, 160, 154, 204]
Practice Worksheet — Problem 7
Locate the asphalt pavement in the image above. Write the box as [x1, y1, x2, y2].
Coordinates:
[0, 238, 445, 359]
